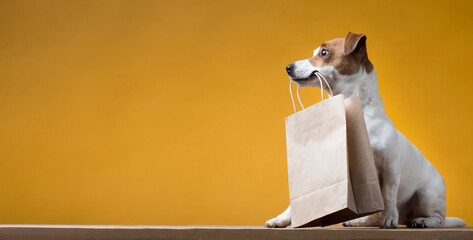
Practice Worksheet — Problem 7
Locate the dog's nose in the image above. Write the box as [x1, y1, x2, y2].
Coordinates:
[286, 64, 295, 73]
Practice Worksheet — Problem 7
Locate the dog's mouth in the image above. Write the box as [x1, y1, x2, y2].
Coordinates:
[292, 71, 318, 82]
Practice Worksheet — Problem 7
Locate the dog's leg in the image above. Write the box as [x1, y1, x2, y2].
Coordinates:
[342, 212, 382, 227]
[265, 205, 291, 228]
[409, 175, 446, 228]
[379, 163, 401, 228]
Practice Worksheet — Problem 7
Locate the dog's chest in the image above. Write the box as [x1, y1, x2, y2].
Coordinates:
[363, 113, 398, 162]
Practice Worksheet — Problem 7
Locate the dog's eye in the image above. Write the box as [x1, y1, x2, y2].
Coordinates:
[320, 49, 329, 57]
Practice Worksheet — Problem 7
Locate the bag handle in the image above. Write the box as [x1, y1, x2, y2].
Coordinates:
[289, 72, 334, 112]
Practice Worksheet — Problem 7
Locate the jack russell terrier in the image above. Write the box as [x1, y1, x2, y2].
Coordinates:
[265, 32, 466, 228]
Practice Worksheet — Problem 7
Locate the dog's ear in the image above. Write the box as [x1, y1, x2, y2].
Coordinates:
[344, 32, 367, 55]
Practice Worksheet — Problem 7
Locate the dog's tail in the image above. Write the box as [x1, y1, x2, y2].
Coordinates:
[445, 217, 467, 227]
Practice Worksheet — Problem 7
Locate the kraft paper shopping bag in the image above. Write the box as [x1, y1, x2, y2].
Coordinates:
[286, 78, 384, 228]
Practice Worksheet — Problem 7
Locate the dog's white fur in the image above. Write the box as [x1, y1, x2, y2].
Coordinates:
[265, 41, 466, 228]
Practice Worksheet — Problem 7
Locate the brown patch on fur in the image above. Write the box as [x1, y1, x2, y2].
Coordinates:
[309, 32, 373, 75]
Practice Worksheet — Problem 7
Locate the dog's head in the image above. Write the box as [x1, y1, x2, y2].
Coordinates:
[286, 32, 373, 95]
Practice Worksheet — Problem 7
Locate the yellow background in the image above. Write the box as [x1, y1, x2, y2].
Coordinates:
[0, 0, 472, 225]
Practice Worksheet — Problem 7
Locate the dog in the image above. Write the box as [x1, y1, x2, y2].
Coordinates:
[265, 32, 467, 228]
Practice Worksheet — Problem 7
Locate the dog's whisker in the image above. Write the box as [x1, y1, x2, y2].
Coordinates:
[328, 75, 335, 82]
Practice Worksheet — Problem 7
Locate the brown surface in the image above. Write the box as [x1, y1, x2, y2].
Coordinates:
[0, 225, 472, 240]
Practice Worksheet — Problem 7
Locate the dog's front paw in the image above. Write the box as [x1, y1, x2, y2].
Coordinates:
[342, 219, 364, 227]
[380, 208, 399, 229]
[342, 213, 382, 227]
[265, 216, 290, 228]
[341, 220, 356, 227]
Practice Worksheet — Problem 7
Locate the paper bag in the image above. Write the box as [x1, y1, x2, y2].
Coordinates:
[286, 94, 384, 227]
